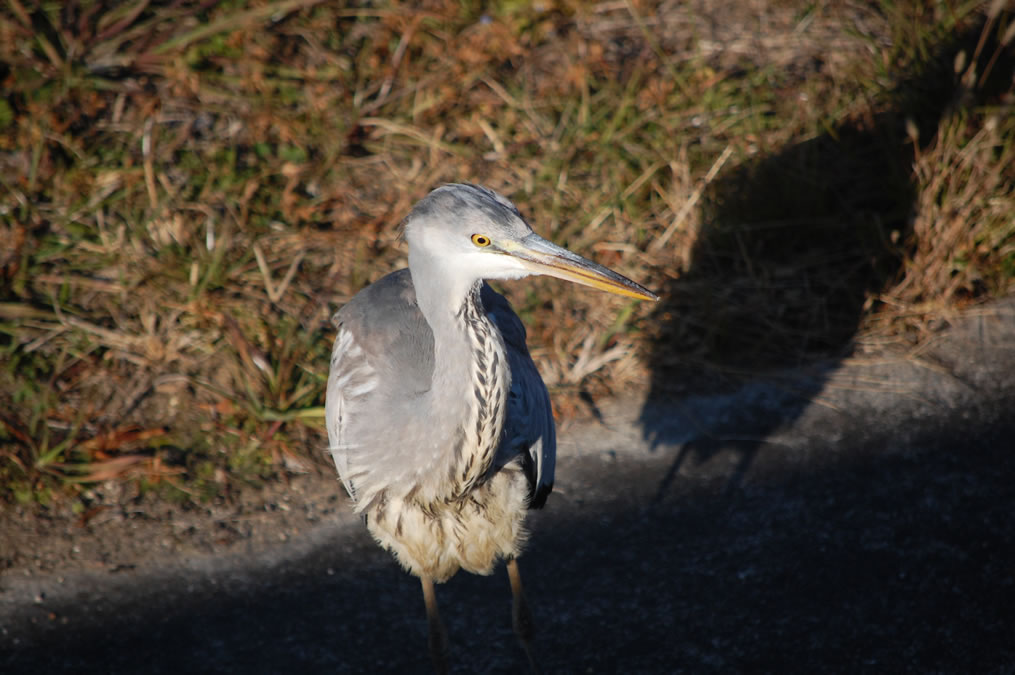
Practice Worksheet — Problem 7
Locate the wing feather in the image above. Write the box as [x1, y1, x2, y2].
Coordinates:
[482, 284, 556, 508]
[325, 270, 434, 503]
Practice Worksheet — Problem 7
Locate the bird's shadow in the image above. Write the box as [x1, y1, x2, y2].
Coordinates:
[639, 13, 1012, 501]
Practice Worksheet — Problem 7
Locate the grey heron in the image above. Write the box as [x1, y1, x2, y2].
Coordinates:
[325, 183, 657, 673]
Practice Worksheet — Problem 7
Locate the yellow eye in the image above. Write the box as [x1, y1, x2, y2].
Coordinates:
[471, 234, 491, 247]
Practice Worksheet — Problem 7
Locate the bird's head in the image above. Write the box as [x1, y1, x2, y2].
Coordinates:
[403, 183, 658, 302]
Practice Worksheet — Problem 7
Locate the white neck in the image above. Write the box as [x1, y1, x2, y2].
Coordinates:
[407, 258, 511, 501]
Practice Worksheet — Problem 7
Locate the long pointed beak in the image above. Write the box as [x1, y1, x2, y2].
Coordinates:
[502, 233, 659, 301]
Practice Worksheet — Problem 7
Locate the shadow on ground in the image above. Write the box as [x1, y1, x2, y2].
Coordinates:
[4, 401, 1015, 673]
[640, 13, 1014, 495]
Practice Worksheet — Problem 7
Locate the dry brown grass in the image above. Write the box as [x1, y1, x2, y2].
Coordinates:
[891, 113, 1015, 304]
[0, 0, 1011, 504]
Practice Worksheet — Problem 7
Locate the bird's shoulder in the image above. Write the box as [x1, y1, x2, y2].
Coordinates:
[334, 268, 418, 328]
[332, 268, 434, 389]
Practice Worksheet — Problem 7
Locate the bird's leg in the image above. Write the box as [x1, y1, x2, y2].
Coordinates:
[506, 557, 540, 674]
[421, 574, 449, 675]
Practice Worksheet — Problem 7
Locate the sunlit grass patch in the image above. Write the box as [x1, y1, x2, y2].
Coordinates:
[0, 0, 1011, 506]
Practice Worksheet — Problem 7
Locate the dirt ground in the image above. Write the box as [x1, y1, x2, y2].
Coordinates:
[2, 299, 1014, 673]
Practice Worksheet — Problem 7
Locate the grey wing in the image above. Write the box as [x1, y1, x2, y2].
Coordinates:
[482, 284, 556, 509]
[326, 320, 375, 501]
[325, 270, 434, 504]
